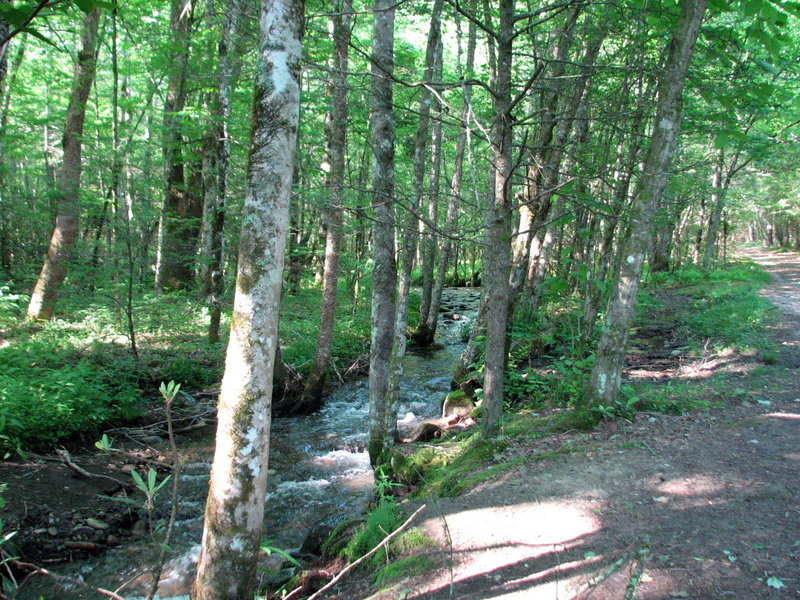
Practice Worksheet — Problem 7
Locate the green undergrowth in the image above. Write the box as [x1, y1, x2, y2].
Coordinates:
[0, 279, 376, 451]
[649, 261, 774, 352]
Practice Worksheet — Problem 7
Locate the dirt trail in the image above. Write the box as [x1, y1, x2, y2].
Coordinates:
[359, 248, 800, 600]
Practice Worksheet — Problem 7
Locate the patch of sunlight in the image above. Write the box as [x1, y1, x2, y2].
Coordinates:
[422, 499, 602, 598]
[765, 412, 800, 420]
[656, 474, 726, 497]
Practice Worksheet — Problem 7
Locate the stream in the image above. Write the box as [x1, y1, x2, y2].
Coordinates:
[19, 288, 480, 600]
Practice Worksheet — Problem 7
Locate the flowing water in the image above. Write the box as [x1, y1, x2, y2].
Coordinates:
[19, 289, 480, 599]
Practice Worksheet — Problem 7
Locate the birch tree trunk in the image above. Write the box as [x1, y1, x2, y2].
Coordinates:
[587, 0, 707, 406]
[191, 1, 302, 597]
[27, 9, 100, 320]
[301, 0, 353, 409]
[367, 0, 397, 465]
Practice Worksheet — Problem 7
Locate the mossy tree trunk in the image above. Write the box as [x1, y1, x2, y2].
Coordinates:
[586, 0, 707, 407]
[191, 1, 302, 598]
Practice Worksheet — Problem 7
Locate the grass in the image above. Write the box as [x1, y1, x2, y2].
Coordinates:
[0, 278, 377, 451]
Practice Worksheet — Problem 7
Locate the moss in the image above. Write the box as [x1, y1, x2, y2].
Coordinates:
[374, 554, 435, 587]
[341, 501, 403, 566]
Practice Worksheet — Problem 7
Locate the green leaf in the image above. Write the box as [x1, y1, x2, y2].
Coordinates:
[261, 540, 302, 568]
[130, 469, 147, 493]
[98, 494, 142, 507]
[766, 576, 785, 589]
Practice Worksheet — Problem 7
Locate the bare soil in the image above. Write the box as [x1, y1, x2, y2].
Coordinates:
[330, 247, 800, 600]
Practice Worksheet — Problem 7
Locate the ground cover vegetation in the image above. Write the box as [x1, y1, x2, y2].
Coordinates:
[0, 0, 798, 597]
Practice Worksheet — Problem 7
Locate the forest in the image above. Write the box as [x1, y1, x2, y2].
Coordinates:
[0, 0, 798, 598]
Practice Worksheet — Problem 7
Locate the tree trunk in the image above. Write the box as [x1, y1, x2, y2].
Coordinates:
[421, 1, 478, 345]
[481, 0, 514, 437]
[367, 0, 397, 465]
[402, 0, 443, 348]
[300, 0, 353, 409]
[384, 0, 444, 436]
[155, 0, 196, 292]
[191, 1, 302, 598]
[27, 9, 100, 320]
[416, 32, 444, 334]
[586, 0, 707, 407]
[206, 0, 245, 343]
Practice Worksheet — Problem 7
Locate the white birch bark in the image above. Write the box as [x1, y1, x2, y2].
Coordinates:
[192, 1, 302, 597]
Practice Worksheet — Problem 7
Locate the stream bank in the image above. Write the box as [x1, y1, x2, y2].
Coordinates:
[2, 288, 481, 600]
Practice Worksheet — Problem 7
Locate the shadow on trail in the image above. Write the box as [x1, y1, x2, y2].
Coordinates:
[407, 400, 800, 600]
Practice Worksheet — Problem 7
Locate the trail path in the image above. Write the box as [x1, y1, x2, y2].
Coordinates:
[359, 248, 800, 600]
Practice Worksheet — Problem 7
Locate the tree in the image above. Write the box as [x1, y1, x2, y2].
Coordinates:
[367, 0, 397, 465]
[386, 0, 444, 439]
[587, 0, 708, 407]
[155, 0, 196, 292]
[27, 8, 100, 320]
[204, 0, 246, 343]
[191, 0, 303, 597]
[300, 0, 354, 410]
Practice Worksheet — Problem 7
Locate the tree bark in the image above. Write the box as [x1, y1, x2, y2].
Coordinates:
[586, 0, 707, 406]
[191, 1, 302, 598]
[205, 0, 245, 343]
[155, 0, 196, 292]
[300, 0, 353, 409]
[416, 29, 444, 335]
[367, 0, 397, 465]
[27, 9, 100, 320]
[481, 0, 514, 437]
[421, 1, 478, 345]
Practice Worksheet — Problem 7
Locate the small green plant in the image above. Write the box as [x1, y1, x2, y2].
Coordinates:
[260, 540, 302, 568]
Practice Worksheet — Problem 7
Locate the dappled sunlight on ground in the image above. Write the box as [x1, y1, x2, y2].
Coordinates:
[765, 411, 800, 419]
[417, 499, 603, 598]
[654, 473, 727, 497]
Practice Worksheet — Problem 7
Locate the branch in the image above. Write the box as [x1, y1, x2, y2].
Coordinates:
[304, 504, 427, 600]
[12, 559, 127, 600]
[447, 0, 497, 41]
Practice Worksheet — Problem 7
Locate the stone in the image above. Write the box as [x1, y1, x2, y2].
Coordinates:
[72, 525, 95, 537]
[442, 390, 475, 420]
[87, 518, 110, 530]
[405, 422, 443, 443]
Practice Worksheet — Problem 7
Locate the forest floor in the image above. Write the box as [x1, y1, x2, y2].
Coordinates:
[1, 248, 798, 599]
[331, 247, 800, 600]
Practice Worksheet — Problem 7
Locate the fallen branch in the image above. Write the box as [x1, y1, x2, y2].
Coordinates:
[624, 544, 650, 600]
[303, 504, 427, 600]
[12, 559, 127, 600]
[55, 449, 130, 488]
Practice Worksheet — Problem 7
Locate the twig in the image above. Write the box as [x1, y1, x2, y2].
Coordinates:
[12, 559, 127, 600]
[624, 545, 650, 599]
[579, 551, 635, 592]
[146, 391, 183, 600]
[55, 448, 129, 488]
[303, 504, 427, 600]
